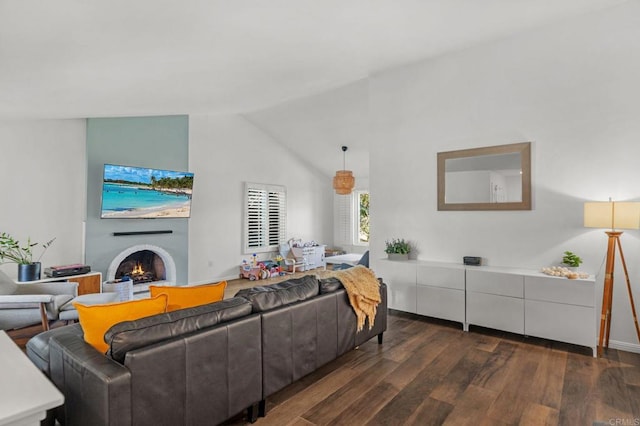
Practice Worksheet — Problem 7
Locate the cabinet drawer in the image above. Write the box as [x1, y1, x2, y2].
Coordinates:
[388, 281, 417, 313]
[524, 276, 594, 307]
[374, 260, 416, 313]
[466, 270, 523, 298]
[467, 292, 524, 334]
[374, 260, 416, 283]
[417, 285, 465, 323]
[417, 265, 465, 290]
[525, 299, 595, 347]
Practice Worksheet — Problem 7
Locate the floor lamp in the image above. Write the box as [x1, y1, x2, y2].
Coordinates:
[584, 201, 640, 357]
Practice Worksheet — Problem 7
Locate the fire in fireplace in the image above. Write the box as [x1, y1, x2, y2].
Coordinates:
[115, 250, 166, 284]
[107, 244, 177, 295]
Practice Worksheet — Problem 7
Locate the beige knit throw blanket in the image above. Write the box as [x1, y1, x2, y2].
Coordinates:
[318, 265, 381, 332]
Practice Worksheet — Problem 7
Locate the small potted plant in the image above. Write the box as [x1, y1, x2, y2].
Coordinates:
[385, 238, 411, 261]
[0, 232, 55, 281]
[562, 251, 583, 270]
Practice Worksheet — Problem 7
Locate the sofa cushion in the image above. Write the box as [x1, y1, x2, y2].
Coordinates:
[234, 274, 319, 312]
[149, 281, 227, 312]
[105, 296, 252, 363]
[319, 277, 344, 294]
[74, 294, 168, 353]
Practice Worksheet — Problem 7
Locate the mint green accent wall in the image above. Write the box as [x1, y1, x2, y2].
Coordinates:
[86, 115, 189, 285]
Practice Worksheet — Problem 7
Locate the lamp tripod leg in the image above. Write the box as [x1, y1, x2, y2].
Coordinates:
[606, 284, 613, 348]
[616, 237, 640, 343]
[598, 233, 618, 357]
[599, 275, 614, 356]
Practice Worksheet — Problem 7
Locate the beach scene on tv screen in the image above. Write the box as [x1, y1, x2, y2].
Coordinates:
[101, 164, 193, 218]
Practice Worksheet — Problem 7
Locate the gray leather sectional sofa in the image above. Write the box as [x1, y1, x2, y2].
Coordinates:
[27, 274, 388, 426]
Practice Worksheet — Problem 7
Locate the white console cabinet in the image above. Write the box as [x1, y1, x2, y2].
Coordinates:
[466, 269, 525, 334]
[524, 275, 595, 350]
[375, 260, 466, 322]
[374, 259, 417, 313]
[417, 263, 465, 325]
[372, 259, 596, 356]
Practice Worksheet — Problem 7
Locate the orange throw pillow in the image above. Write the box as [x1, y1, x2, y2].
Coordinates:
[149, 281, 227, 312]
[74, 294, 168, 353]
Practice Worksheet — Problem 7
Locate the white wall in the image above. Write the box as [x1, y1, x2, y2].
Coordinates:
[188, 114, 333, 283]
[370, 1, 640, 352]
[0, 116, 333, 285]
[245, 80, 370, 181]
[245, 80, 372, 255]
[0, 119, 86, 279]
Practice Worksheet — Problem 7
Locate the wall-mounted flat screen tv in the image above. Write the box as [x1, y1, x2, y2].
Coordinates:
[101, 164, 194, 219]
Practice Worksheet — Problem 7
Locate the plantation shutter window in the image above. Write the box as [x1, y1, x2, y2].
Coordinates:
[244, 182, 286, 253]
[334, 192, 353, 246]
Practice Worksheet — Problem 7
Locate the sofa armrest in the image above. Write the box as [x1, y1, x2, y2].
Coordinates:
[0, 294, 54, 303]
[49, 333, 131, 426]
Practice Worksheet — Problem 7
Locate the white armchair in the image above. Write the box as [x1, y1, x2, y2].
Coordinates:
[0, 270, 78, 331]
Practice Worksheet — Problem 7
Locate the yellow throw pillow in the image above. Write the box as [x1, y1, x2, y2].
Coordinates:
[149, 281, 227, 312]
[74, 294, 168, 354]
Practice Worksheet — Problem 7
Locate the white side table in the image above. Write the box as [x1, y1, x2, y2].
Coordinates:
[0, 331, 64, 425]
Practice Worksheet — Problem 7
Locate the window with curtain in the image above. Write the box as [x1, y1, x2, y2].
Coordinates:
[244, 182, 286, 253]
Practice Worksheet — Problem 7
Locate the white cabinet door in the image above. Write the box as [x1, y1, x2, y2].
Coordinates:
[466, 269, 524, 333]
[466, 291, 524, 334]
[524, 274, 595, 354]
[417, 264, 465, 290]
[416, 263, 465, 325]
[466, 269, 523, 297]
[417, 285, 465, 324]
[525, 299, 595, 348]
[374, 260, 416, 313]
[524, 276, 594, 307]
[389, 281, 418, 313]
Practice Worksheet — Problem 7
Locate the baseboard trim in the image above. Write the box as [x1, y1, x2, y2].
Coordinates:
[608, 339, 640, 354]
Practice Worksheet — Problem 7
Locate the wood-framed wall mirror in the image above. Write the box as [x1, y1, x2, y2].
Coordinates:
[437, 142, 532, 211]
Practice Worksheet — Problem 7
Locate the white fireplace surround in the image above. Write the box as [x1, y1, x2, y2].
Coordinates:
[106, 244, 177, 294]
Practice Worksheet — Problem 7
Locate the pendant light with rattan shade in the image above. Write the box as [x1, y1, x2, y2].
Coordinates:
[333, 146, 355, 195]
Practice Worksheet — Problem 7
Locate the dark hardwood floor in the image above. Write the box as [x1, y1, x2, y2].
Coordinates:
[226, 310, 640, 426]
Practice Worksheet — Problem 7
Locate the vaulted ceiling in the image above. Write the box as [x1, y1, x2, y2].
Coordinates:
[0, 0, 628, 178]
[1, 0, 626, 120]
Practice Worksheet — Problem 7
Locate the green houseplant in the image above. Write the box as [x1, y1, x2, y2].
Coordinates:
[385, 238, 411, 260]
[0, 232, 55, 281]
[562, 251, 583, 268]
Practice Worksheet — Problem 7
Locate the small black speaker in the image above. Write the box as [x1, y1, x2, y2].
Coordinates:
[463, 256, 481, 266]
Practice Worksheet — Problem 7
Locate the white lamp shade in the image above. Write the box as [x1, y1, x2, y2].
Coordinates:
[584, 201, 640, 230]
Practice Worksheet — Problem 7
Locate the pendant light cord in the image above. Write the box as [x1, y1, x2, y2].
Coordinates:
[342, 146, 348, 171]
